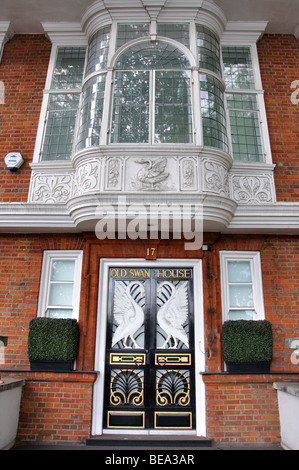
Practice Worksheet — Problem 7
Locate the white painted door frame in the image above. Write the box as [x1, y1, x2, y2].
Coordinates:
[92, 258, 206, 436]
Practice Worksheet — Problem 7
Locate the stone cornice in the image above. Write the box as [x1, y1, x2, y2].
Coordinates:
[0, 21, 15, 61]
[42, 22, 88, 45]
[221, 21, 268, 44]
[0, 201, 298, 235]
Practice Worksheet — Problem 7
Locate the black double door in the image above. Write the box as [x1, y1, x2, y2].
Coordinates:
[104, 267, 195, 431]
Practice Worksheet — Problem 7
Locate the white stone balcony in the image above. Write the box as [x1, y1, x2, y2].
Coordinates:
[26, 146, 277, 233]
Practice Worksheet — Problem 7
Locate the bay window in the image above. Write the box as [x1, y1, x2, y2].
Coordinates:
[75, 22, 227, 151]
[35, 21, 272, 164]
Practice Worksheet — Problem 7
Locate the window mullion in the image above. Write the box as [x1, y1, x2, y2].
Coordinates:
[100, 70, 112, 145]
[150, 69, 155, 144]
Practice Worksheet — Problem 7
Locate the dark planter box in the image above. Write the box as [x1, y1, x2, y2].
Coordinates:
[30, 360, 74, 372]
[226, 361, 271, 374]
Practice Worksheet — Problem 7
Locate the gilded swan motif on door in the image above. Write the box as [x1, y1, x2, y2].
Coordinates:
[111, 281, 145, 349]
[157, 281, 189, 349]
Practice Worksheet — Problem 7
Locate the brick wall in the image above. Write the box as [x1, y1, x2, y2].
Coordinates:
[217, 234, 299, 372]
[258, 34, 299, 201]
[0, 35, 51, 202]
[203, 373, 299, 445]
[0, 233, 297, 372]
[0, 233, 298, 444]
[0, 234, 85, 369]
[3, 371, 96, 444]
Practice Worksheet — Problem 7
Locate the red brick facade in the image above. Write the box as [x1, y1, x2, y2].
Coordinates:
[258, 34, 299, 202]
[0, 35, 51, 202]
[0, 32, 298, 446]
[0, 234, 298, 444]
[0, 34, 298, 203]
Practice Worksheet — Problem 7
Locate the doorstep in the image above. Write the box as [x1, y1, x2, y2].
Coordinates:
[85, 434, 214, 449]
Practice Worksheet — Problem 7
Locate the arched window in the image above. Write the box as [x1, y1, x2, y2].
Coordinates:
[111, 41, 193, 144]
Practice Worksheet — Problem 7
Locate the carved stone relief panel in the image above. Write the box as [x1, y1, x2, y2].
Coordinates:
[73, 160, 101, 197]
[202, 159, 229, 197]
[126, 156, 177, 192]
[105, 157, 123, 191]
[30, 173, 73, 204]
[231, 174, 275, 204]
[179, 158, 198, 191]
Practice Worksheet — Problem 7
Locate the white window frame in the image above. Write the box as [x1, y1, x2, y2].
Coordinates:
[32, 26, 88, 163]
[95, 20, 202, 147]
[37, 250, 83, 320]
[220, 251, 265, 322]
[221, 25, 273, 165]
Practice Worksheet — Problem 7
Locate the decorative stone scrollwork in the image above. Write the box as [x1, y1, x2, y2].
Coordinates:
[180, 158, 197, 191]
[203, 160, 229, 197]
[73, 161, 100, 197]
[106, 158, 121, 190]
[31, 174, 73, 204]
[231, 175, 274, 204]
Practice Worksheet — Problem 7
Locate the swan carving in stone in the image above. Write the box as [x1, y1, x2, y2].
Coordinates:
[135, 157, 169, 189]
[157, 281, 189, 349]
[111, 281, 145, 349]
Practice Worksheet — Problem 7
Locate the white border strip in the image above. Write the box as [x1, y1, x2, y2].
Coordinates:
[92, 258, 206, 437]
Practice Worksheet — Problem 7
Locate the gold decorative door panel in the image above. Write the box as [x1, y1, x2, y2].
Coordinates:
[103, 267, 195, 430]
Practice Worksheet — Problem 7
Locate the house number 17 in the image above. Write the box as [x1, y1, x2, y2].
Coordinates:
[146, 247, 157, 259]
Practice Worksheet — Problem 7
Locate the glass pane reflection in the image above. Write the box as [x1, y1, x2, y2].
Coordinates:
[115, 41, 191, 69]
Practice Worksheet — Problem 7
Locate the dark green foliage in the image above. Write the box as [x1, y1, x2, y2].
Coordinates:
[222, 320, 273, 363]
[28, 318, 79, 361]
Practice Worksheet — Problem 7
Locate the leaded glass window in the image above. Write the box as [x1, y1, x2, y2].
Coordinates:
[157, 23, 190, 47]
[85, 26, 110, 76]
[111, 71, 150, 144]
[117, 24, 150, 49]
[111, 41, 193, 144]
[41, 47, 86, 161]
[222, 46, 265, 161]
[222, 47, 255, 90]
[51, 47, 86, 89]
[227, 94, 263, 161]
[76, 75, 107, 150]
[200, 74, 228, 152]
[155, 71, 193, 143]
[115, 41, 191, 69]
[196, 25, 222, 75]
[42, 94, 80, 160]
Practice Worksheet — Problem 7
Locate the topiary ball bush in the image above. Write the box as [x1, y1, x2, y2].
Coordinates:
[222, 320, 273, 364]
[28, 317, 79, 362]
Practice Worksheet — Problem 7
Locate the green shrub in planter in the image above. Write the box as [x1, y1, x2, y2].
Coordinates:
[222, 320, 273, 373]
[28, 317, 79, 371]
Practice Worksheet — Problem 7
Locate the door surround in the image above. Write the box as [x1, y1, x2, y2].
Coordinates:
[92, 258, 205, 436]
